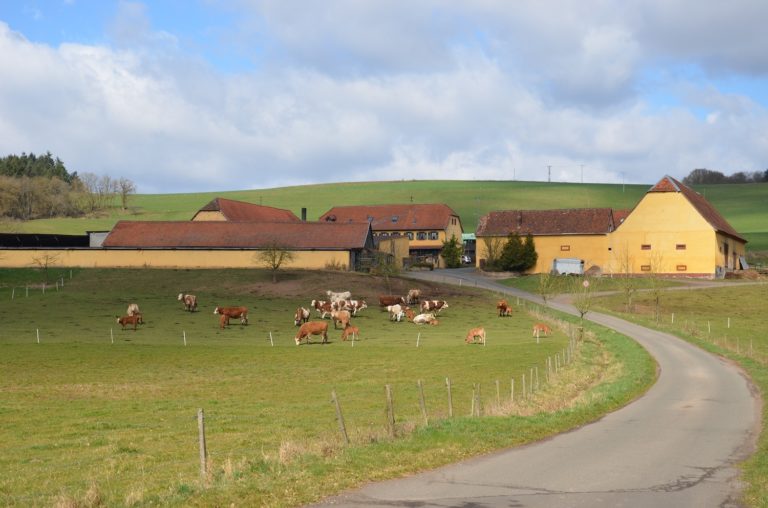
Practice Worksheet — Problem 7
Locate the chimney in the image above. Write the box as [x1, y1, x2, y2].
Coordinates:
[301, 207, 307, 221]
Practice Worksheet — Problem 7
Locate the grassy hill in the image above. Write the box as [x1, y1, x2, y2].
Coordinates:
[5, 179, 768, 252]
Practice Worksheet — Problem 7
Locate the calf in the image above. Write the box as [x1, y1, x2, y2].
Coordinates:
[379, 295, 405, 307]
[116, 314, 142, 331]
[178, 293, 198, 312]
[340, 325, 359, 342]
[126, 303, 140, 316]
[387, 304, 406, 322]
[532, 323, 552, 337]
[331, 309, 351, 329]
[214, 306, 248, 328]
[294, 307, 310, 326]
[404, 308, 415, 322]
[421, 300, 449, 314]
[466, 327, 486, 344]
[295, 321, 329, 345]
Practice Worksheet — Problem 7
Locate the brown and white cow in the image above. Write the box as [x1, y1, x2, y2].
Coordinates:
[497, 300, 512, 317]
[295, 321, 329, 345]
[412, 313, 438, 325]
[387, 304, 406, 322]
[379, 295, 405, 307]
[294, 307, 310, 326]
[331, 309, 352, 329]
[406, 289, 421, 305]
[421, 300, 449, 314]
[116, 314, 142, 331]
[126, 303, 141, 316]
[310, 299, 333, 319]
[345, 299, 368, 316]
[466, 327, 486, 344]
[214, 306, 248, 328]
[178, 293, 198, 312]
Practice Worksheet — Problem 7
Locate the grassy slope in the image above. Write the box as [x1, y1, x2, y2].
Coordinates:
[592, 283, 768, 507]
[0, 267, 655, 506]
[10, 180, 768, 250]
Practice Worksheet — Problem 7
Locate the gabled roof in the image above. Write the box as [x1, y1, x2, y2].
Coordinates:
[193, 198, 300, 222]
[476, 208, 618, 237]
[318, 203, 461, 231]
[649, 176, 746, 242]
[103, 221, 371, 250]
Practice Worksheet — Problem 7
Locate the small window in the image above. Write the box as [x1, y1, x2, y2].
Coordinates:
[676, 265, 687, 271]
[560, 245, 570, 251]
[641, 265, 651, 271]
[417, 232, 427, 240]
[676, 244, 686, 250]
[641, 244, 651, 250]
[391, 215, 399, 223]
[380, 232, 389, 238]
[429, 231, 439, 240]
[406, 232, 414, 240]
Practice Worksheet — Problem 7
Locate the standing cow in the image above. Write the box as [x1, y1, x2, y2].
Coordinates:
[295, 321, 329, 345]
[178, 293, 198, 312]
[294, 307, 310, 326]
[214, 306, 248, 328]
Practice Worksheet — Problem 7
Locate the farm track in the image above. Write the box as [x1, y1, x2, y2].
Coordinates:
[310, 268, 759, 507]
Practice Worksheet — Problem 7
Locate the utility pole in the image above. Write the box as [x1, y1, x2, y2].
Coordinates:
[548, 165, 551, 183]
[580, 164, 584, 184]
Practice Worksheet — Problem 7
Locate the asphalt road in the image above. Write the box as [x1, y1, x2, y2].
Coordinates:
[309, 269, 759, 507]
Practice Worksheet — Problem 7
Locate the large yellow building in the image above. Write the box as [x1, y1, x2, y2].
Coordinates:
[476, 176, 747, 278]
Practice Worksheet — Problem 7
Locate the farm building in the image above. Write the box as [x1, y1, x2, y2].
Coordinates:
[476, 176, 747, 278]
[191, 197, 302, 222]
[318, 203, 463, 267]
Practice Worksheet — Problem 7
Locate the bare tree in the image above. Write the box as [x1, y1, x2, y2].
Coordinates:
[646, 251, 666, 323]
[571, 276, 594, 335]
[614, 243, 637, 313]
[255, 242, 295, 283]
[481, 237, 505, 271]
[117, 177, 136, 210]
[537, 271, 559, 307]
[31, 252, 61, 284]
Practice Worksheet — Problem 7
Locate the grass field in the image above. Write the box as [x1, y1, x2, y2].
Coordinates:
[592, 282, 768, 507]
[7, 180, 768, 252]
[0, 268, 655, 506]
[498, 273, 684, 294]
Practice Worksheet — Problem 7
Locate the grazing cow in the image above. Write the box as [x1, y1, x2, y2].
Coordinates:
[331, 309, 352, 329]
[379, 295, 406, 307]
[497, 300, 513, 317]
[412, 313, 438, 325]
[295, 321, 329, 345]
[214, 306, 248, 328]
[294, 307, 310, 326]
[406, 289, 421, 305]
[466, 327, 486, 344]
[532, 323, 552, 337]
[421, 300, 449, 314]
[126, 303, 140, 316]
[346, 299, 368, 316]
[326, 290, 352, 304]
[178, 293, 198, 312]
[387, 304, 406, 322]
[341, 325, 359, 341]
[116, 314, 142, 331]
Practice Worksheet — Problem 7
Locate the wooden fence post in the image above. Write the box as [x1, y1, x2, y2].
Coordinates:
[495, 379, 500, 408]
[475, 383, 482, 416]
[445, 377, 453, 418]
[510, 378, 514, 404]
[331, 390, 350, 445]
[197, 408, 207, 484]
[385, 384, 395, 438]
[417, 380, 428, 426]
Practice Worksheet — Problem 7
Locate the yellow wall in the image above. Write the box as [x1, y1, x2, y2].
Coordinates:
[192, 211, 226, 221]
[476, 234, 608, 273]
[377, 237, 410, 269]
[0, 249, 351, 270]
[374, 216, 463, 252]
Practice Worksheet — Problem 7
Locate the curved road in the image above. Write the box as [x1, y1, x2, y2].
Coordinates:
[311, 269, 759, 507]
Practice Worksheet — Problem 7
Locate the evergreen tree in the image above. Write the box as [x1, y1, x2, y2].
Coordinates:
[441, 234, 463, 268]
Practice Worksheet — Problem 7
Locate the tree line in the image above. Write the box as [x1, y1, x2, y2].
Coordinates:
[0, 152, 135, 220]
[683, 168, 768, 185]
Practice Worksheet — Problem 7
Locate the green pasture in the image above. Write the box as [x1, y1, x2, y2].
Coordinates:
[592, 282, 768, 507]
[499, 273, 683, 294]
[0, 268, 655, 506]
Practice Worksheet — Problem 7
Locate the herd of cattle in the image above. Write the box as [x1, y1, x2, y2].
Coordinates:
[115, 289, 553, 345]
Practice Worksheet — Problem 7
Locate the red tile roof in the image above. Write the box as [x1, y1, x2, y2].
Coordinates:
[476, 208, 618, 237]
[318, 203, 461, 231]
[649, 176, 745, 242]
[103, 221, 371, 249]
[194, 198, 300, 222]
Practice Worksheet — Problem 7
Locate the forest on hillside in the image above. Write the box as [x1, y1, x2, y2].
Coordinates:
[0, 152, 135, 220]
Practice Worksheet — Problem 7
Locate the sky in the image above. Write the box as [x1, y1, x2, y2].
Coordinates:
[1, 1, 767, 194]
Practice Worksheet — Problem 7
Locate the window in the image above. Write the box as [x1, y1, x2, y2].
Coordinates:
[391, 215, 399, 223]
[406, 232, 413, 240]
[417, 232, 427, 240]
[380, 232, 389, 238]
[641, 244, 651, 250]
[429, 231, 439, 240]
[676, 244, 686, 250]
[676, 265, 687, 271]
[641, 265, 651, 271]
[560, 245, 570, 251]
